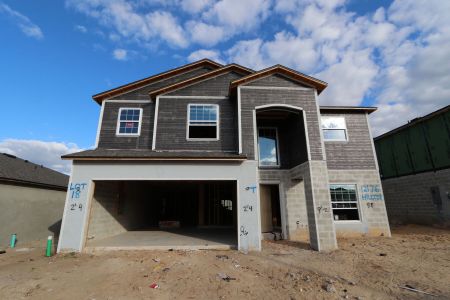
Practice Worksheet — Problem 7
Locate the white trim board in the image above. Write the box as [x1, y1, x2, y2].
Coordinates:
[94, 100, 105, 147]
[104, 99, 152, 103]
[159, 95, 228, 99]
[314, 89, 327, 161]
[152, 96, 160, 150]
[255, 103, 304, 111]
[240, 85, 312, 91]
[238, 86, 242, 154]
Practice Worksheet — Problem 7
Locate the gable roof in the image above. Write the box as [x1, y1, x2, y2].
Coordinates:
[229, 65, 328, 94]
[149, 64, 254, 100]
[92, 59, 223, 104]
[0, 153, 69, 190]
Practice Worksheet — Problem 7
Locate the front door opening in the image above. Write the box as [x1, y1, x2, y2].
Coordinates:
[260, 184, 282, 239]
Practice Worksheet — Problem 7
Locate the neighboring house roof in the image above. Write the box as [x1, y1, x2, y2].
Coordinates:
[229, 65, 328, 94]
[320, 106, 377, 114]
[62, 149, 247, 161]
[374, 104, 450, 140]
[149, 64, 254, 100]
[0, 153, 69, 190]
[92, 59, 223, 104]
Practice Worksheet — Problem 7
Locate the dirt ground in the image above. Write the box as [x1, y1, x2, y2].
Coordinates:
[0, 225, 449, 300]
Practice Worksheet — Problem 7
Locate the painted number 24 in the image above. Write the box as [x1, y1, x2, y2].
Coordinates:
[70, 203, 83, 211]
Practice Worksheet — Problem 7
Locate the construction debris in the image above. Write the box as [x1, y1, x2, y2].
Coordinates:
[217, 273, 236, 282]
[399, 285, 438, 297]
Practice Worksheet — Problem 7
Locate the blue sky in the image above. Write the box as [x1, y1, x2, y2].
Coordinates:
[0, 0, 449, 173]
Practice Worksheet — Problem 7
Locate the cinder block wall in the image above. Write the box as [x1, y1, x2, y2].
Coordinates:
[87, 181, 127, 241]
[382, 169, 450, 225]
[328, 169, 391, 237]
[0, 183, 66, 247]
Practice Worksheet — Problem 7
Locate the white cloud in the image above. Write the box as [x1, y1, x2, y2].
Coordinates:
[0, 3, 43, 39]
[203, 0, 272, 33]
[147, 10, 188, 47]
[187, 49, 223, 64]
[74, 24, 87, 33]
[181, 0, 212, 13]
[226, 39, 268, 70]
[113, 48, 128, 60]
[66, 0, 188, 48]
[186, 21, 226, 47]
[0, 139, 83, 174]
[315, 49, 379, 106]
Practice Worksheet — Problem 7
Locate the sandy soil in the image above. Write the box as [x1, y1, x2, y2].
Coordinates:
[0, 225, 449, 300]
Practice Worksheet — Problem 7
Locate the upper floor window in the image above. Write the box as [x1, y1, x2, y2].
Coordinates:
[258, 127, 280, 167]
[116, 108, 142, 136]
[187, 104, 219, 140]
[321, 116, 348, 141]
[330, 184, 360, 221]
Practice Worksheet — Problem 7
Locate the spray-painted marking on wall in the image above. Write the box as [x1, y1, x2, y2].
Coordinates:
[68, 182, 87, 213]
[317, 205, 329, 214]
[69, 183, 87, 199]
[361, 184, 383, 201]
[245, 185, 257, 193]
[243, 204, 253, 212]
[240, 226, 248, 236]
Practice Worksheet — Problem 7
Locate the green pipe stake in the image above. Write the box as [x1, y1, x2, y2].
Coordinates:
[46, 236, 53, 257]
[10, 233, 16, 248]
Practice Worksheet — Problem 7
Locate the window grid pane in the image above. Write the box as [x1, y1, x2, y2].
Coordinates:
[118, 109, 141, 135]
[189, 105, 218, 123]
[329, 184, 359, 221]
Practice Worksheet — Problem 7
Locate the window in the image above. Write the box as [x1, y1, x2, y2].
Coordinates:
[116, 108, 142, 136]
[258, 127, 280, 167]
[330, 184, 360, 221]
[187, 104, 219, 139]
[321, 116, 347, 141]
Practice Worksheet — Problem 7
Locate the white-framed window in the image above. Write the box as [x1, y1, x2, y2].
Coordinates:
[187, 104, 219, 140]
[116, 108, 143, 136]
[258, 127, 280, 167]
[330, 184, 360, 221]
[321, 116, 348, 141]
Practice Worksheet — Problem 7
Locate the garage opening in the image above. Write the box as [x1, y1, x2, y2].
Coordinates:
[85, 180, 237, 250]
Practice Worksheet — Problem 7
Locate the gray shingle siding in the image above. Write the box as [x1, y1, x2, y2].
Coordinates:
[240, 88, 323, 161]
[110, 66, 214, 100]
[98, 102, 153, 149]
[245, 74, 309, 88]
[322, 112, 377, 169]
[155, 97, 237, 151]
[167, 72, 243, 97]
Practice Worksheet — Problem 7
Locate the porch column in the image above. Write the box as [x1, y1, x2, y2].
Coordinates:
[304, 160, 338, 251]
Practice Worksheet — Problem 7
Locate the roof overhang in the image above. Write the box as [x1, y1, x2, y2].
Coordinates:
[320, 106, 377, 114]
[92, 59, 223, 104]
[149, 64, 254, 100]
[229, 65, 328, 94]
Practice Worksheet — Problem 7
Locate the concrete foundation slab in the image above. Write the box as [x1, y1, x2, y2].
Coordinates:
[85, 228, 236, 251]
